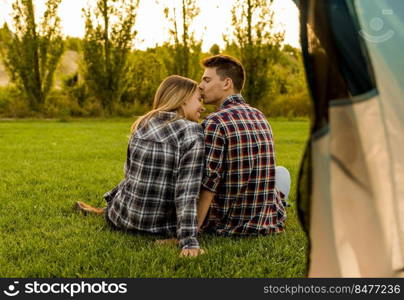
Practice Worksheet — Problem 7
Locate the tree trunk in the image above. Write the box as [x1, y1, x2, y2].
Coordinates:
[103, 0, 111, 111]
[27, 0, 43, 111]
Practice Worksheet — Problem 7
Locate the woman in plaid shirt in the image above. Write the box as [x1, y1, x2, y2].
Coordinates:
[76, 75, 205, 257]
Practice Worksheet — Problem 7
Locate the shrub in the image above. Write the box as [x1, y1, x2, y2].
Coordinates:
[259, 91, 313, 118]
[43, 90, 83, 118]
[81, 97, 104, 117]
[0, 86, 32, 118]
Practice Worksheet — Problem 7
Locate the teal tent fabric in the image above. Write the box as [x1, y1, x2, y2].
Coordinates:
[296, 0, 404, 277]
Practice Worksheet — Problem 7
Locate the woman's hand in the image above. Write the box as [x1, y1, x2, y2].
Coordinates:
[179, 248, 205, 257]
[155, 239, 205, 257]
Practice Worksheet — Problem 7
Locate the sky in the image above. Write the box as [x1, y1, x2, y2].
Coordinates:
[0, 0, 300, 51]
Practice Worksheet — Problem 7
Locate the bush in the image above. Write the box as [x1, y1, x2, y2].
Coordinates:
[0, 86, 32, 118]
[258, 91, 313, 118]
[59, 73, 104, 117]
[113, 101, 150, 118]
[43, 90, 83, 118]
[80, 97, 104, 117]
[0, 86, 15, 111]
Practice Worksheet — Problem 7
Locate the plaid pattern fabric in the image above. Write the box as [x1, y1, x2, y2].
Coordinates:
[202, 94, 286, 235]
[104, 111, 204, 249]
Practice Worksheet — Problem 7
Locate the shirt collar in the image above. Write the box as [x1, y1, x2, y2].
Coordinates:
[156, 110, 178, 120]
[220, 94, 246, 109]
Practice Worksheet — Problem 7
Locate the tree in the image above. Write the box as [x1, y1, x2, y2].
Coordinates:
[162, 0, 201, 79]
[122, 49, 168, 106]
[82, 0, 139, 114]
[0, 23, 10, 52]
[64, 36, 82, 52]
[209, 44, 220, 56]
[224, 0, 284, 106]
[0, 0, 64, 112]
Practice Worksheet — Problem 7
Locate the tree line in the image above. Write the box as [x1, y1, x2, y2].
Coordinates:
[0, 0, 311, 118]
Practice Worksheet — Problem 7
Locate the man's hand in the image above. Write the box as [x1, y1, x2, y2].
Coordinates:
[179, 248, 205, 257]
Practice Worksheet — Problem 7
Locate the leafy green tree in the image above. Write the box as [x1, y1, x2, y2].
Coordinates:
[161, 0, 202, 79]
[122, 49, 168, 106]
[262, 46, 311, 117]
[64, 37, 82, 52]
[209, 44, 220, 56]
[0, 23, 10, 51]
[0, 0, 63, 112]
[82, 0, 139, 114]
[273, 45, 306, 95]
[224, 0, 284, 106]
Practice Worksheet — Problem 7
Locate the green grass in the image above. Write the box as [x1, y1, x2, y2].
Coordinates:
[0, 118, 310, 277]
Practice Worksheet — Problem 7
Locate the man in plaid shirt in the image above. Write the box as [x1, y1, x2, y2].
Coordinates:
[197, 55, 288, 236]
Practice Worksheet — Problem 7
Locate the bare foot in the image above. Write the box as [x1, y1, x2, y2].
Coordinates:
[179, 248, 206, 257]
[74, 201, 105, 216]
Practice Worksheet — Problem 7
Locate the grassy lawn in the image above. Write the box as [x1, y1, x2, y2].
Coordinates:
[0, 118, 309, 278]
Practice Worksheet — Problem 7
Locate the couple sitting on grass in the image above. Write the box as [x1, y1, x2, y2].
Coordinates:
[76, 55, 291, 257]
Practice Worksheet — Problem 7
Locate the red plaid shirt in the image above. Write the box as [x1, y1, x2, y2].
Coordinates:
[201, 94, 286, 235]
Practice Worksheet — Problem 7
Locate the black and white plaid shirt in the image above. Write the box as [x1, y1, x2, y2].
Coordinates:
[104, 111, 204, 249]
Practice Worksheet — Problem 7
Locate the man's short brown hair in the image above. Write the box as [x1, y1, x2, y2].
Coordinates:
[201, 55, 245, 92]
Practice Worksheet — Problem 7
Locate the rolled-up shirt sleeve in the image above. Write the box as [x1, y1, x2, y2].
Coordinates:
[175, 124, 205, 249]
[202, 118, 226, 193]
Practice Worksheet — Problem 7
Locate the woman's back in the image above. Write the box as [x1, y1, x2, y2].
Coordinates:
[104, 111, 204, 247]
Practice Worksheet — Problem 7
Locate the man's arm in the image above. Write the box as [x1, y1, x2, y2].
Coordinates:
[199, 118, 226, 230]
[197, 188, 216, 229]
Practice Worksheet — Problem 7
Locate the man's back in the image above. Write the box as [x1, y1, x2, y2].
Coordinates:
[202, 94, 286, 235]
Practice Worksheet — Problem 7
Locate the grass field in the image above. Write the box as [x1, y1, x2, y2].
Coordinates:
[0, 118, 310, 278]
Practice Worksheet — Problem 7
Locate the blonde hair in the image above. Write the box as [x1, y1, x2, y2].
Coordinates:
[130, 75, 198, 134]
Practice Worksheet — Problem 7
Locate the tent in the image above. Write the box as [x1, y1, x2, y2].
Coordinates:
[294, 0, 404, 277]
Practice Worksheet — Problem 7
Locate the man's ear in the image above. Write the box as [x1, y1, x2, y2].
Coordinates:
[223, 78, 233, 91]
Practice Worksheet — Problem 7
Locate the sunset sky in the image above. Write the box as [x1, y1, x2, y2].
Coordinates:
[0, 0, 300, 51]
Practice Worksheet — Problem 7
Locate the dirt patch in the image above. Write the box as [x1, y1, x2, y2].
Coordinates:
[0, 50, 80, 88]
[0, 59, 10, 87]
